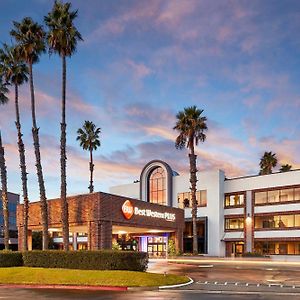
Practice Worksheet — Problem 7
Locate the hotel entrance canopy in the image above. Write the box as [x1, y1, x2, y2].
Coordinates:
[17, 192, 184, 251]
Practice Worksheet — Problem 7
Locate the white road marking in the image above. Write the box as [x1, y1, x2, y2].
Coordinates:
[198, 264, 214, 268]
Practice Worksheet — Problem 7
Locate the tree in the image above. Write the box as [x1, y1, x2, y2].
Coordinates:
[11, 17, 49, 250]
[76, 121, 101, 193]
[280, 164, 292, 172]
[0, 44, 30, 251]
[0, 77, 9, 105]
[0, 133, 9, 251]
[259, 151, 277, 175]
[173, 106, 207, 255]
[45, 0, 82, 251]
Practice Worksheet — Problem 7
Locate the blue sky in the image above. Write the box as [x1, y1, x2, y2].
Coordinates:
[0, 0, 300, 202]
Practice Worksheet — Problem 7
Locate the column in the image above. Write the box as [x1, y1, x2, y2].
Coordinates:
[73, 232, 77, 251]
[100, 221, 112, 250]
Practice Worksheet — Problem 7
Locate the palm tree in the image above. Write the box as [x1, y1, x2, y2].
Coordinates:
[10, 17, 49, 250]
[259, 151, 277, 175]
[45, 1, 82, 251]
[0, 81, 9, 250]
[0, 77, 9, 105]
[0, 44, 30, 251]
[173, 106, 207, 255]
[280, 164, 292, 172]
[77, 121, 101, 193]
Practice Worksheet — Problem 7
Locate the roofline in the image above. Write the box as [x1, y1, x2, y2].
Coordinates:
[225, 168, 300, 181]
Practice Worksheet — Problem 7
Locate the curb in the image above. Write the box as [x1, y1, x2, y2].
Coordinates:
[159, 277, 194, 289]
[0, 284, 127, 291]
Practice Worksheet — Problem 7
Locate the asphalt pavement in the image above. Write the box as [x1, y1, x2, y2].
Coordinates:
[1, 259, 300, 299]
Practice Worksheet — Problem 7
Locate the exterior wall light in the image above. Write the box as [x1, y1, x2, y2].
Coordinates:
[246, 213, 252, 225]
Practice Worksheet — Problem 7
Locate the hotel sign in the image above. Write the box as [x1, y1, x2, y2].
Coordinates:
[122, 200, 176, 222]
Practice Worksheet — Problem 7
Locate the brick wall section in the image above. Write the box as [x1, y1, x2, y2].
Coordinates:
[17, 192, 184, 251]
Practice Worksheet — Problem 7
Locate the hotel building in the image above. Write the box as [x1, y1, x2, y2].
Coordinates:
[110, 160, 300, 257]
[0, 191, 19, 250]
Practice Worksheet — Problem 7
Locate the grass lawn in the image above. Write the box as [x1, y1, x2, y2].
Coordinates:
[0, 267, 189, 287]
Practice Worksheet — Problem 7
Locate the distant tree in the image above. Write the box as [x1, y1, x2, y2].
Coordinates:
[173, 106, 207, 255]
[280, 164, 292, 172]
[11, 17, 49, 250]
[77, 121, 101, 193]
[0, 44, 30, 251]
[0, 131, 9, 250]
[259, 151, 277, 175]
[45, 0, 82, 252]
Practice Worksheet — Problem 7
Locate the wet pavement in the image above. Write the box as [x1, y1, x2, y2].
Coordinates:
[2, 259, 300, 299]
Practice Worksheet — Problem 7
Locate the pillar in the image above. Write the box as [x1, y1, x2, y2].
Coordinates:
[174, 228, 183, 253]
[73, 232, 77, 251]
[100, 221, 112, 249]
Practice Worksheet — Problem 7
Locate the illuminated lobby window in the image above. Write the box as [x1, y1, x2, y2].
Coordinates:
[254, 241, 300, 255]
[148, 167, 166, 205]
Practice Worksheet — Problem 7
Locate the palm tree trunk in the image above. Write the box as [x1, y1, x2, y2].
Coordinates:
[0, 131, 9, 250]
[89, 148, 94, 193]
[61, 54, 69, 251]
[189, 142, 198, 255]
[29, 62, 49, 250]
[14, 84, 29, 251]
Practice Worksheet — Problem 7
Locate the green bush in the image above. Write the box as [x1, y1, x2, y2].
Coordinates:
[0, 251, 23, 267]
[242, 251, 265, 257]
[23, 250, 148, 271]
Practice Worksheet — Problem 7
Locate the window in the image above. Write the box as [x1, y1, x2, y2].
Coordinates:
[254, 241, 300, 255]
[255, 214, 300, 229]
[255, 186, 300, 205]
[148, 167, 166, 205]
[224, 193, 245, 208]
[225, 217, 244, 230]
[177, 190, 207, 208]
[254, 192, 267, 204]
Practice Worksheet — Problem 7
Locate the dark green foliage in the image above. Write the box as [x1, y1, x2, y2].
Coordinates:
[22, 250, 148, 271]
[242, 252, 265, 258]
[0, 251, 23, 267]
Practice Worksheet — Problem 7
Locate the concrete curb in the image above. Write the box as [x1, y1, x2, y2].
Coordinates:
[0, 278, 193, 292]
[159, 277, 194, 289]
[0, 284, 127, 291]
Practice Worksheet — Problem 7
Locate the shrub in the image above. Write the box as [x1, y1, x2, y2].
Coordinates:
[242, 251, 265, 258]
[168, 239, 177, 256]
[23, 250, 148, 271]
[0, 251, 23, 267]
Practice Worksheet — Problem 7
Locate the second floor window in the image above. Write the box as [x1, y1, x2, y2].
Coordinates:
[177, 190, 207, 208]
[225, 217, 244, 230]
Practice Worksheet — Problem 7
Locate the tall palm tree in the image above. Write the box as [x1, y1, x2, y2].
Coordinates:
[0, 44, 30, 251]
[280, 164, 292, 172]
[0, 81, 9, 250]
[173, 106, 207, 255]
[45, 1, 82, 251]
[76, 121, 101, 193]
[10, 17, 49, 250]
[0, 77, 9, 105]
[259, 151, 277, 175]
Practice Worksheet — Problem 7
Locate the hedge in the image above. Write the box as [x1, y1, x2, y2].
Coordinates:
[22, 250, 148, 271]
[0, 251, 23, 267]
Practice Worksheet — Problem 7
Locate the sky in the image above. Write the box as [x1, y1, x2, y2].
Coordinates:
[0, 0, 300, 202]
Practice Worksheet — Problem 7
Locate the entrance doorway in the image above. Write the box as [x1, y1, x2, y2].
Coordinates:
[183, 218, 207, 254]
[226, 241, 244, 257]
